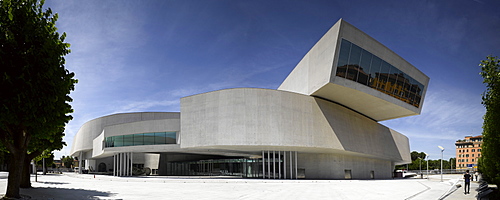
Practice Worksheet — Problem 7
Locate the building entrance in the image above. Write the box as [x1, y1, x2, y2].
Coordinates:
[165, 151, 299, 179]
[166, 158, 262, 178]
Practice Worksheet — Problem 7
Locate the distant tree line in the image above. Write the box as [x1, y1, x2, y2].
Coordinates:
[395, 151, 456, 171]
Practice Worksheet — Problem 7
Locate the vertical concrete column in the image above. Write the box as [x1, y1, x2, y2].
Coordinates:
[113, 154, 116, 176]
[284, 151, 287, 179]
[117, 153, 119, 176]
[120, 153, 124, 176]
[278, 151, 281, 179]
[119, 153, 123, 176]
[126, 152, 129, 176]
[295, 151, 299, 179]
[115, 153, 118, 176]
[130, 152, 133, 176]
[273, 151, 275, 179]
[126, 153, 129, 176]
[116, 153, 119, 177]
[79, 151, 83, 174]
[290, 151, 292, 179]
[267, 151, 270, 179]
[124, 153, 127, 176]
[262, 151, 265, 179]
[118, 153, 123, 176]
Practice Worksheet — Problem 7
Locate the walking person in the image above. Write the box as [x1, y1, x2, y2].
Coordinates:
[464, 170, 472, 194]
[475, 171, 479, 181]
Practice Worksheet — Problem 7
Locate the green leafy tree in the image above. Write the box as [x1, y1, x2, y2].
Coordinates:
[410, 151, 426, 161]
[396, 151, 428, 170]
[0, 0, 76, 197]
[61, 156, 74, 168]
[478, 55, 500, 188]
[35, 152, 54, 167]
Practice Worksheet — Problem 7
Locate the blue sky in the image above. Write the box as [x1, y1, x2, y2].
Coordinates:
[44, 0, 500, 161]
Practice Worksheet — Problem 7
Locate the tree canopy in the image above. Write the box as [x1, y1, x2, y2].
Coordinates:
[0, 0, 76, 197]
[478, 55, 500, 188]
[61, 155, 75, 169]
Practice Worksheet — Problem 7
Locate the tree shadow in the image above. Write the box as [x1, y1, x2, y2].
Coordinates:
[36, 181, 68, 185]
[19, 187, 117, 200]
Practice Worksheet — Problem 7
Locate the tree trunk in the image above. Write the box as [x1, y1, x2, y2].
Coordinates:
[20, 151, 42, 188]
[2, 128, 31, 198]
[5, 151, 26, 198]
[20, 155, 33, 188]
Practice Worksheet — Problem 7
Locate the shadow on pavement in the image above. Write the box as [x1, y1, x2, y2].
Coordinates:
[37, 181, 69, 185]
[20, 187, 116, 199]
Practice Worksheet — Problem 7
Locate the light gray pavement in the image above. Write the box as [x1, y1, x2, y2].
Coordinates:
[0, 172, 483, 199]
[446, 180, 478, 200]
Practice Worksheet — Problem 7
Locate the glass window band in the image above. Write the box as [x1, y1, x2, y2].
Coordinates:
[336, 38, 424, 108]
[104, 132, 177, 148]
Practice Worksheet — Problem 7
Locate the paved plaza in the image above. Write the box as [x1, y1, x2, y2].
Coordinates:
[0, 172, 482, 199]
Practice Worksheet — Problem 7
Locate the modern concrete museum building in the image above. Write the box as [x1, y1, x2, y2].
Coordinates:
[71, 19, 429, 179]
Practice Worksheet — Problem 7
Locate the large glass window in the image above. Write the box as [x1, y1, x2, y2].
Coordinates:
[154, 132, 166, 144]
[114, 135, 124, 147]
[346, 44, 362, 82]
[123, 135, 134, 146]
[166, 132, 176, 143]
[133, 133, 144, 146]
[358, 49, 372, 85]
[143, 133, 155, 145]
[336, 39, 351, 78]
[369, 56, 382, 89]
[104, 132, 177, 148]
[378, 61, 391, 91]
[335, 38, 424, 108]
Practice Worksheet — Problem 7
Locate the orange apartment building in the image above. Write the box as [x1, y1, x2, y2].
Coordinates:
[455, 135, 483, 169]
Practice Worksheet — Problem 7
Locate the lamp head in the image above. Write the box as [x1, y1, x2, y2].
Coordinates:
[438, 146, 445, 151]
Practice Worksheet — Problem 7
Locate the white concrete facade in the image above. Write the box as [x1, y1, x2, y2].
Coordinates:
[70, 19, 427, 179]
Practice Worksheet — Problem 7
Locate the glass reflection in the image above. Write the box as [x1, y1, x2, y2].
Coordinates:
[123, 135, 134, 146]
[104, 132, 177, 148]
[336, 39, 351, 78]
[143, 133, 155, 145]
[133, 133, 143, 146]
[335, 39, 424, 108]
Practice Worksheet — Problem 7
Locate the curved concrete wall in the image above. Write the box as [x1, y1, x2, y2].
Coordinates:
[180, 88, 410, 163]
[70, 112, 180, 156]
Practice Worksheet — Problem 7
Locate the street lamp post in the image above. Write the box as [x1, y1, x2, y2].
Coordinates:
[419, 157, 422, 175]
[425, 153, 429, 180]
[438, 146, 445, 182]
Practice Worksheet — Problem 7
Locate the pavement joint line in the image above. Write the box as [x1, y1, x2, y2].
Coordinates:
[438, 179, 461, 200]
[404, 181, 431, 200]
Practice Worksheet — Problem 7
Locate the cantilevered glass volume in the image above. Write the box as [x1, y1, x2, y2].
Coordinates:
[336, 39, 424, 108]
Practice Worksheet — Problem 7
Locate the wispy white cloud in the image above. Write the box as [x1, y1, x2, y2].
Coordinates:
[117, 100, 179, 113]
[52, 1, 148, 90]
[382, 82, 485, 159]
[384, 83, 485, 138]
[48, 1, 150, 159]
